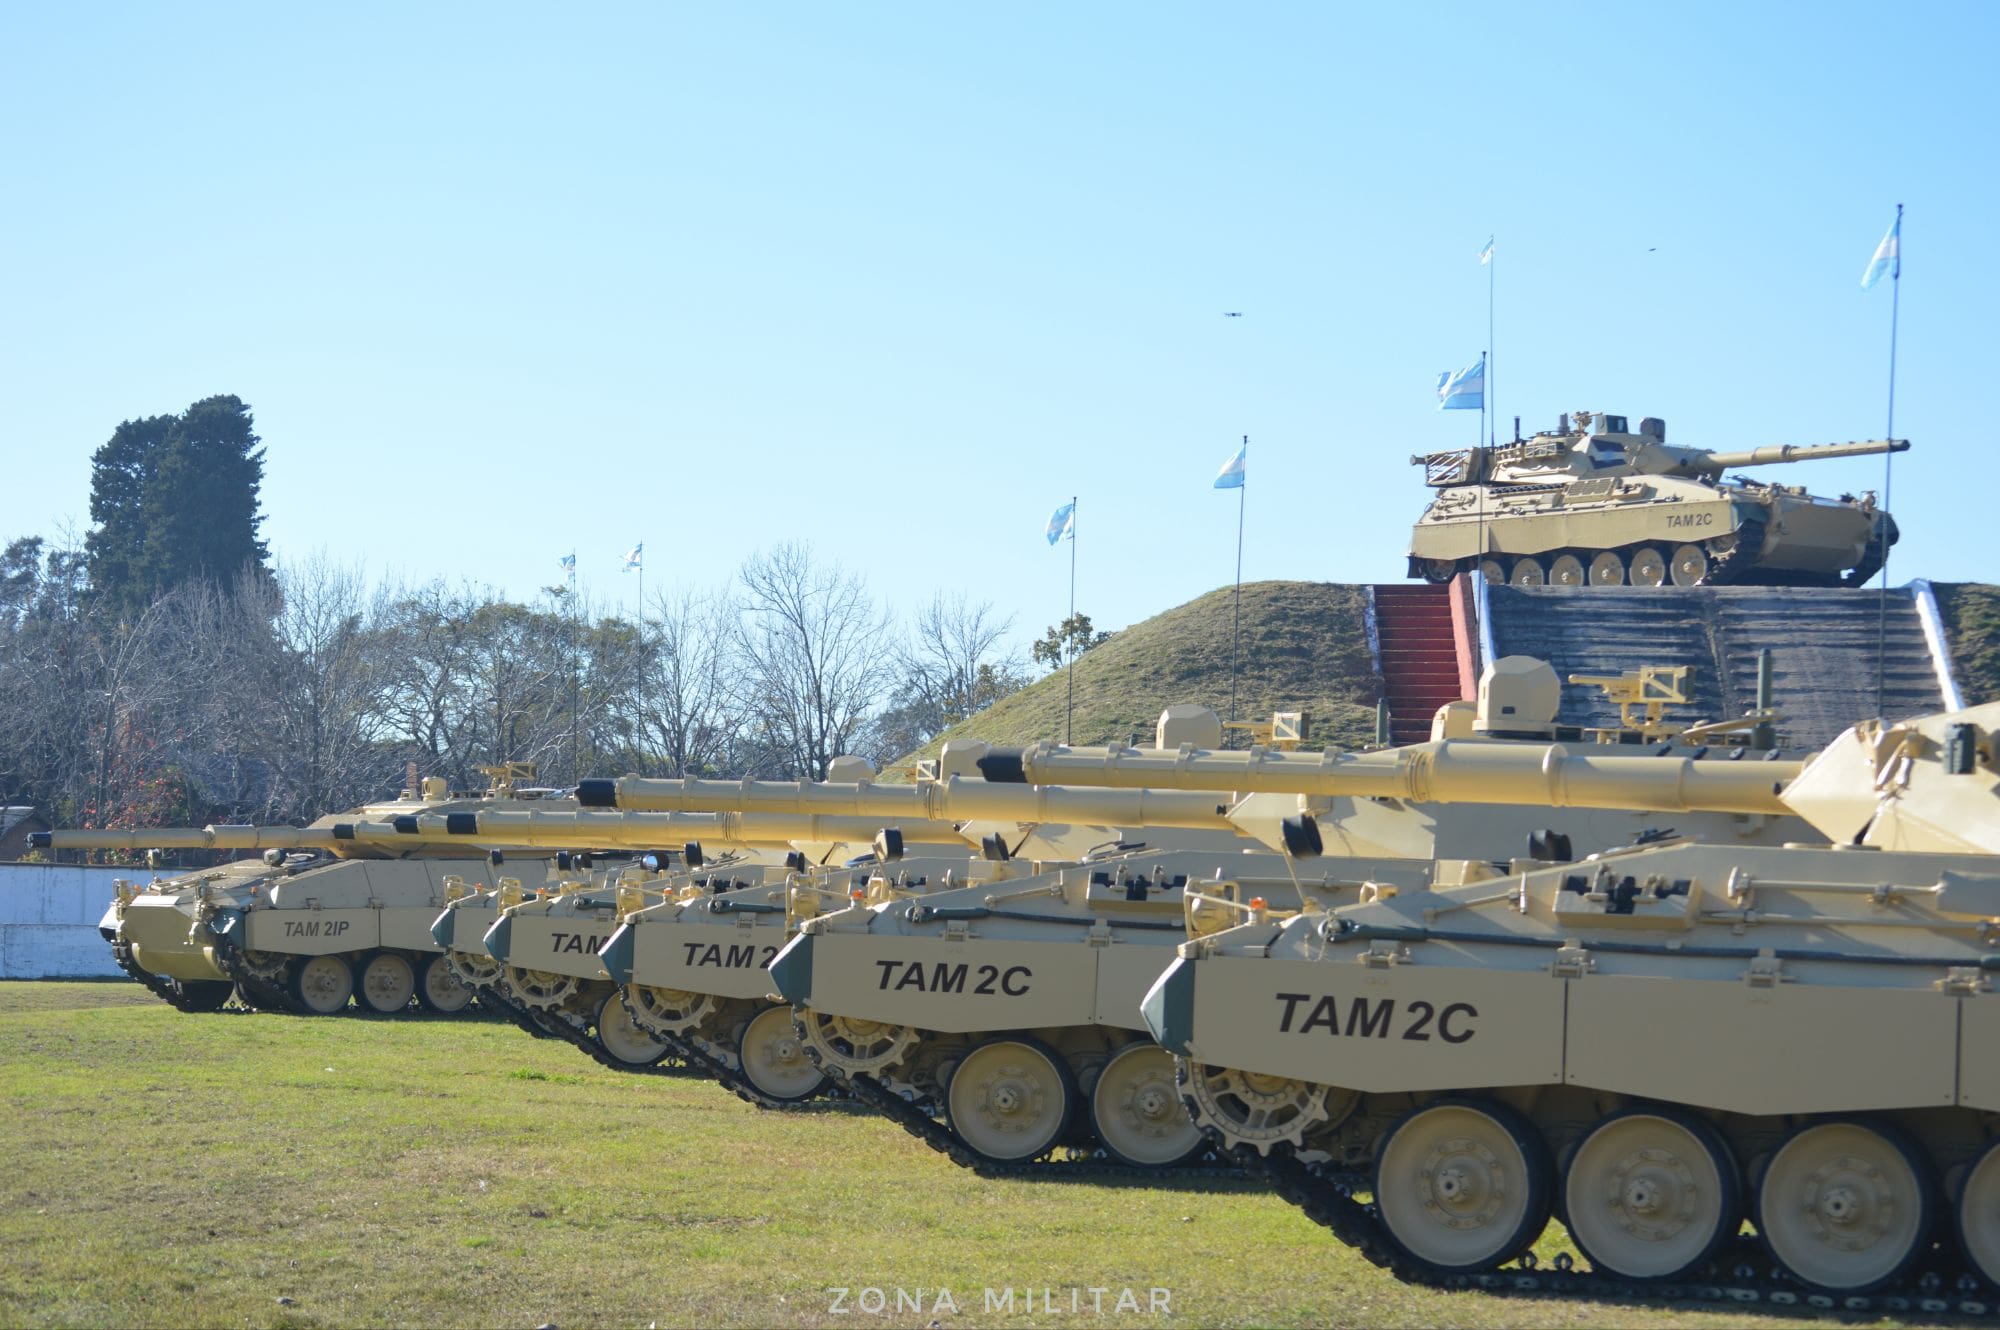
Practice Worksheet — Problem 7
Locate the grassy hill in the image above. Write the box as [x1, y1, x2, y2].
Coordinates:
[1935, 582, 2000, 704]
[902, 580, 1382, 765]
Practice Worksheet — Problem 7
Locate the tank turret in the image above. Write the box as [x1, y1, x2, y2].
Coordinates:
[1408, 409, 1908, 587]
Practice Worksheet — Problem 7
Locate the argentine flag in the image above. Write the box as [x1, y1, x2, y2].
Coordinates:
[1213, 442, 1246, 489]
[1436, 358, 1484, 411]
[622, 542, 643, 572]
[1861, 213, 1900, 290]
[558, 552, 576, 573]
[1045, 502, 1076, 545]
[1478, 236, 1494, 266]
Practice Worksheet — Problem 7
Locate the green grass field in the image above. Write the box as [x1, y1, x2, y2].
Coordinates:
[0, 982, 1936, 1329]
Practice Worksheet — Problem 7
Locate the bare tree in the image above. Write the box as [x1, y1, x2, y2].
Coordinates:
[371, 581, 491, 789]
[631, 585, 743, 776]
[736, 543, 890, 778]
[263, 554, 391, 818]
[869, 592, 1028, 758]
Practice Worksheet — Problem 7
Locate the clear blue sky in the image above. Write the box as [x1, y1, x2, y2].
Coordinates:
[4, 2, 1994, 655]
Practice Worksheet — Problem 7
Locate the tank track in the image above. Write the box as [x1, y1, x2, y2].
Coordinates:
[1243, 1143, 1998, 1319]
[207, 929, 302, 1012]
[1843, 519, 1892, 587]
[229, 965, 299, 1013]
[842, 1072, 1241, 1184]
[513, 996, 693, 1079]
[107, 934, 226, 1012]
[1700, 514, 1767, 585]
[613, 990, 855, 1112]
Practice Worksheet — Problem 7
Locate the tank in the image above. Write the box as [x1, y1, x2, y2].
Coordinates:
[1140, 699, 2000, 1309]
[37, 776, 590, 1016]
[1406, 410, 1907, 587]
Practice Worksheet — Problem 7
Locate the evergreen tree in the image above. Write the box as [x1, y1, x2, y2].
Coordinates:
[83, 414, 174, 612]
[85, 396, 272, 616]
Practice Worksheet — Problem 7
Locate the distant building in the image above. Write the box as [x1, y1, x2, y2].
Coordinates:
[0, 806, 51, 861]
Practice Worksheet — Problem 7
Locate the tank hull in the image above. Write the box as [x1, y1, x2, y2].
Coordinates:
[117, 857, 513, 1010]
[1410, 477, 1886, 585]
[1146, 834, 2000, 1294]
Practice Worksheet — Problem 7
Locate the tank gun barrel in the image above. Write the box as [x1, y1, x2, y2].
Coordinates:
[1699, 438, 1908, 472]
[30, 824, 359, 853]
[575, 775, 1237, 831]
[452, 808, 982, 849]
[968, 740, 1800, 817]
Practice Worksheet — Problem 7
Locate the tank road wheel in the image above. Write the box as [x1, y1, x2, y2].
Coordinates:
[1548, 554, 1586, 587]
[1756, 1119, 1935, 1292]
[417, 954, 474, 1013]
[945, 1036, 1077, 1166]
[1628, 546, 1669, 587]
[623, 984, 718, 1037]
[170, 979, 233, 1012]
[737, 1005, 827, 1103]
[595, 990, 671, 1068]
[1956, 1137, 2000, 1289]
[1562, 1108, 1741, 1281]
[1587, 551, 1627, 585]
[1670, 543, 1709, 586]
[1178, 1059, 1337, 1157]
[445, 949, 502, 992]
[1089, 1043, 1205, 1168]
[1508, 556, 1547, 586]
[1476, 558, 1507, 585]
[1375, 1098, 1553, 1274]
[794, 1008, 919, 1079]
[356, 952, 417, 1014]
[504, 966, 579, 1010]
[289, 954, 354, 1015]
[1420, 559, 1458, 585]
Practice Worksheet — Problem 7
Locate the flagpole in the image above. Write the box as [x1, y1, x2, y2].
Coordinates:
[1229, 436, 1246, 723]
[1478, 351, 1488, 446]
[1066, 495, 1077, 745]
[1488, 243, 1496, 446]
[1876, 202, 1903, 716]
[568, 550, 579, 781]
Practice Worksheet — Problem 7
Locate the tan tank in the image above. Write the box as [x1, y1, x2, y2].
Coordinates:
[1406, 410, 1907, 587]
[41, 774, 594, 1015]
[1141, 699, 2000, 1307]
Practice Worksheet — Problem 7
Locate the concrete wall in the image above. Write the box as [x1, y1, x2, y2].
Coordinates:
[0, 864, 131, 979]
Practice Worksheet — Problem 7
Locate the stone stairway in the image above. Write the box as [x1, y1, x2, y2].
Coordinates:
[1481, 585, 1951, 751]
